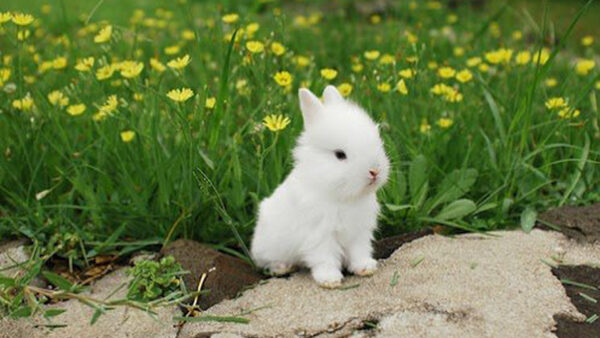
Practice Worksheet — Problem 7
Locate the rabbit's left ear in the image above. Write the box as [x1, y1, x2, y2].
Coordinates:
[322, 85, 343, 104]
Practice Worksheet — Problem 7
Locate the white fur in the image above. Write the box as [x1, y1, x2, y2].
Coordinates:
[251, 86, 390, 287]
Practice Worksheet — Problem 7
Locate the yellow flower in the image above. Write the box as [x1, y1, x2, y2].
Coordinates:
[447, 14, 458, 24]
[93, 111, 108, 122]
[437, 67, 456, 78]
[222, 13, 239, 24]
[12, 95, 34, 111]
[377, 82, 391, 93]
[428, 61, 438, 69]
[120, 130, 136, 143]
[164, 45, 181, 55]
[407, 56, 419, 64]
[181, 29, 195, 41]
[337, 83, 353, 97]
[379, 54, 395, 65]
[134, 93, 144, 101]
[545, 78, 558, 88]
[532, 49, 550, 65]
[273, 71, 293, 87]
[467, 56, 481, 67]
[150, 58, 166, 72]
[515, 51, 531, 65]
[351, 63, 364, 73]
[396, 79, 408, 95]
[437, 118, 454, 128]
[512, 30, 523, 41]
[167, 88, 194, 102]
[205, 97, 216, 109]
[294, 55, 310, 67]
[370, 14, 381, 24]
[0, 12, 12, 24]
[270, 42, 286, 56]
[96, 65, 115, 80]
[100, 95, 118, 113]
[431, 83, 452, 95]
[75, 57, 95, 72]
[17, 30, 30, 41]
[320, 68, 338, 80]
[575, 59, 595, 76]
[581, 35, 594, 47]
[545, 97, 567, 110]
[47, 90, 69, 107]
[167, 54, 191, 69]
[246, 41, 265, 54]
[67, 104, 86, 116]
[364, 50, 380, 60]
[246, 22, 260, 36]
[52, 57, 67, 70]
[399, 68, 416, 79]
[420, 120, 431, 134]
[263, 114, 291, 132]
[485, 48, 513, 64]
[455, 69, 473, 83]
[120, 61, 144, 78]
[94, 25, 112, 43]
[427, 1, 442, 9]
[596, 81, 600, 90]
[558, 108, 580, 119]
[453, 47, 465, 57]
[405, 31, 418, 44]
[478, 63, 490, 72]
[12, 13, 34, 26]
[0, 68, 11, 85]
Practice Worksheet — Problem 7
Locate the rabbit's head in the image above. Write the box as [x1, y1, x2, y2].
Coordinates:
[293, 86, 390, 201]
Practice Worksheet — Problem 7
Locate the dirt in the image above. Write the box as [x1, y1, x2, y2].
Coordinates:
[539, 203, 600, 243]
[373, 227, 433, 259]
[552, 265, 600, 338]
[160, 239, 264, 310]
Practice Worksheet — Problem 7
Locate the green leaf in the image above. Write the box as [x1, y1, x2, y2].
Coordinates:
[42, 271, 75, 292]
[520, 207, 537, 233]
[174, 315, 250, 324]
[90, 308, 103, 325]
[0, 274, 15, 287]
[44, 308, 67, 318]
[409, 155, 428, 208]
[435, 199, 477, 221]
[10, 306, 32, 318]
[427, 168, 478, 212]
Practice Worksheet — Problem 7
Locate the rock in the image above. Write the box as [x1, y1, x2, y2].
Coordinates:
[24, 268, 179, 338]
[539, 203, 600, 243]
[0, 239, 46, 288]
[179, 230, 600, 337]
[160, 240, 264, 310]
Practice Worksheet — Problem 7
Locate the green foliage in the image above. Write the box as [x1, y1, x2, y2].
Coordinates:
[126, 256, 186, 302]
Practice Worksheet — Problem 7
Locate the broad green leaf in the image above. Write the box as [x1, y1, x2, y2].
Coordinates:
[10, 306, 32, 318]
[0, 274, 15, 287]
[90, 308, 103, 325]
[427, 168, 478, 213]
[435, 199, 477, 221]
[520, 207, 537, 233]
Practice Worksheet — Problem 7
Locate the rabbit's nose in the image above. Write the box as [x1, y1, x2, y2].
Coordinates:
[369, 169, 380, 179]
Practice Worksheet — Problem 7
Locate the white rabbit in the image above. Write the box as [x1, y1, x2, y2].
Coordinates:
[251, 85, 390, 288]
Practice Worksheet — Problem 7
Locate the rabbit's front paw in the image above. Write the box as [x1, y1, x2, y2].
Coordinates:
[312, 266, 343, 288]
[267, 262, 294, 276]
[349, 258, 378, 276]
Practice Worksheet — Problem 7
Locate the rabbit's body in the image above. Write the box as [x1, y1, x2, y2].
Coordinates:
[251, 86, 389, 287]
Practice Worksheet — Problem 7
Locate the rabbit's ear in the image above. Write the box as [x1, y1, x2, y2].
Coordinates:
[322, 85, 343, 104]
[299, 88, 322, 127]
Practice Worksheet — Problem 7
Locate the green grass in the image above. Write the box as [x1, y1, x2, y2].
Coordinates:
[0, 0, 599, 264]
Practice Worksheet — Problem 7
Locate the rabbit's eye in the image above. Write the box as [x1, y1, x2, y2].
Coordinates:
[334, 150, 347, 160]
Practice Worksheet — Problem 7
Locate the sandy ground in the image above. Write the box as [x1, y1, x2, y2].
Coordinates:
[1, 229, 599, 337]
